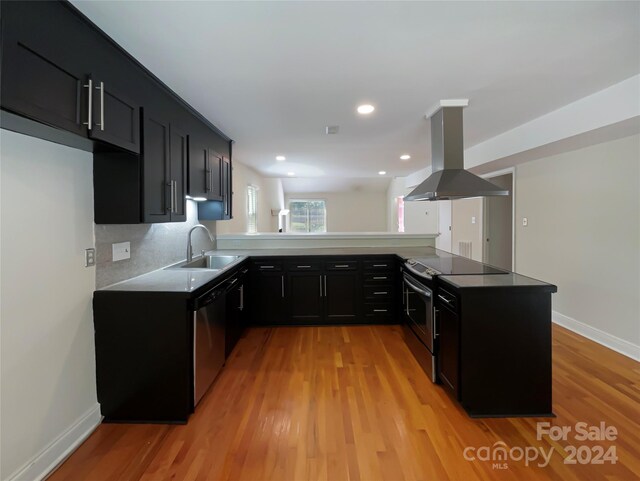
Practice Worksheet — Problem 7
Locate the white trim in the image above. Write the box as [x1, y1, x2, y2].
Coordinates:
[7, 404, 102, 481]
[218, 232, 437, 240]
[425, 98, 469, 119]
[553, 311, 640, 362]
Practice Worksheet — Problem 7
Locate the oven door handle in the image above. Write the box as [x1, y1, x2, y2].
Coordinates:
[403, 275, 432, 298]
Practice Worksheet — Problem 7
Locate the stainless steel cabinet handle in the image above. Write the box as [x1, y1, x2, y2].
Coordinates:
[438, 294, 453, 305]
[334, 264, 349, 268]
[405, 288, 409, 316]
[281, 276, 285, 298]
[433, 307, 439, 337]
[260, 265, 274, 269]
[239, 285, 244, 310]
[83, 79, 92, 130]
[373, 309, 388, 313]
[373, 264, 387, 267]
[95, 81, 104, 131]
[319, 276, 322, 297]
[374, 291, 388, 295]
[297, 265, 311, 268]
[205, 158, 211, 192]
[373, 276, 387, 280]
[173, 180, 178, 213]
[324, 275, 327, 296]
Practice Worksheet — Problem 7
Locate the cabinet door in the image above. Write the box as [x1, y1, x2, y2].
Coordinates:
[207, 151, 223, 201]
[0, 1, 90, 136]
[324, 272, 360, 322]
[225, 281, 242, 357]
[289, 273, 323, 324]
[250, 273, 286, 325]
[169, 126, 188, 222]
[188, 136, 208, 199]
[141, 109, 171, 223]
[89, 80, 140, 153]
[437, 305, 460, 399]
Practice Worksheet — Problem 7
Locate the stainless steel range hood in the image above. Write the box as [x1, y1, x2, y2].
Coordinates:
[405, 104, 509, 201]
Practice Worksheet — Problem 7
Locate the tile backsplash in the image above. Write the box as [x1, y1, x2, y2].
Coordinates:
[95, 200, 216, 288]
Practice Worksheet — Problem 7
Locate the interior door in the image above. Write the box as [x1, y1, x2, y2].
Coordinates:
[483, 173, 513, 270]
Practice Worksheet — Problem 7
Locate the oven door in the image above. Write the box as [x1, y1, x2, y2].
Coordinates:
[403, 273, 434, 353]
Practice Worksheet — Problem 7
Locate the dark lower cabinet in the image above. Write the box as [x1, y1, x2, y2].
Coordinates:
[324, 272, 359, 322]
[226, 269, 249, 356]
[289, 272, 324, 323]
[436, 300, 460, 399]
[250, 271, 286, 325]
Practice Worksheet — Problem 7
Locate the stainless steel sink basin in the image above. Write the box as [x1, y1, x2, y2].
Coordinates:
[168, 255, 241, 270]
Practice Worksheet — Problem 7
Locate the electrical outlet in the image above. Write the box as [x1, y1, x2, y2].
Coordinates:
[522, 217, 528, 227]
[85, 248, 95, 267]
[471, 216, 476, 224]
[112, 242, 131, 262]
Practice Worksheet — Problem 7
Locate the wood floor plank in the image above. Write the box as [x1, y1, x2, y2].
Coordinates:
[48, 324, 640, 481]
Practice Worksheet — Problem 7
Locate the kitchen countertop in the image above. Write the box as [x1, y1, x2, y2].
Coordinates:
[98, 246, 441, 294]
[439, 273, 558, 292]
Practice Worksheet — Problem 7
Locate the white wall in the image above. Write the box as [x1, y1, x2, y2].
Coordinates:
[285, 191, 387, 232]
[515, 134, 639, 357]
[451, 197, 484, 262]
[386, 177, 439, 234]
[1, 130, 100, 480]
[214, 161, 283, 234]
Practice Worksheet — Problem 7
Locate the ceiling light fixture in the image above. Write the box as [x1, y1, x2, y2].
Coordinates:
[400, 154, 411, 160]
[378, 171, 386, 175]
[276, 155, 286, 161]
[357, 104, 375, 115]
[287, 172, 295, 176]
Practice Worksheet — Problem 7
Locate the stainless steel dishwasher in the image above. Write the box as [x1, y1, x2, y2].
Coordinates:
[193, 282, 227, 406]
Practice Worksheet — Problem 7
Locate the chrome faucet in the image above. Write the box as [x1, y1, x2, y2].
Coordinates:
[186, 224, 215, 262]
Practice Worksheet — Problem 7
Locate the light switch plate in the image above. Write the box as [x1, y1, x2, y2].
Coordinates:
[112, 242, 131, 262]
[471, 216, 476, 224]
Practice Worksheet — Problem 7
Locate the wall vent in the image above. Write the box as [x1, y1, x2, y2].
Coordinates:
[459, 241, 472, 259]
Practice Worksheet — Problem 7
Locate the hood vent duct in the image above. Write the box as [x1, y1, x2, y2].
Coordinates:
[405, 103, 509, 201]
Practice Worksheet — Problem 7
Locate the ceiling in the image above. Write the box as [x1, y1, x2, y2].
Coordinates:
[281, 177, 390, 194]
[72, 1, 639, 181]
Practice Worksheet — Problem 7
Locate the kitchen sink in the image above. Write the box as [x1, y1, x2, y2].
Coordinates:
[168, 255, 241, 270]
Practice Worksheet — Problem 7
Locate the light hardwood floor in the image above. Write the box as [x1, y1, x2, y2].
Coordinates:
[48, 324, 640, 481]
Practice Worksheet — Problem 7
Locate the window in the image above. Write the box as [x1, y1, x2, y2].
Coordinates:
[289, 199, 326, 233]
[247, 185, 258, 233]
[396, 196, 405, 232]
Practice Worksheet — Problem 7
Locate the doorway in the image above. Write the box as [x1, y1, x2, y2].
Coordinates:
[482, 173, 513, 270]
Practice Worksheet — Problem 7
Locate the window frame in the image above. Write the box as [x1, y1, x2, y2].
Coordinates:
[287, 198, 327, 233]
[247, 184, 258, 233]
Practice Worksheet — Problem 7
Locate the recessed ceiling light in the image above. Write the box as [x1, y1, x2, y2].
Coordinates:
[378, 171, 387, 175]
[400, 154, 411, 160]
[357, 104, 375, 115]
[287, 172, 295, 176]
[276, 155, 286, 161]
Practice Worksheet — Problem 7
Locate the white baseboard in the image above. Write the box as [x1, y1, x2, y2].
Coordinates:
[6, 403, 102, 481]
[553, 311, 640, 362]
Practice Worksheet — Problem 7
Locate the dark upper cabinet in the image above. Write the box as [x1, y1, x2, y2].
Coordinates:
[208, 151, 223, 201]
[88, 80, 140, 153]
[141, 108, 171, 223]
[0, 1, 141, 153]
[141, 106, 188, 223]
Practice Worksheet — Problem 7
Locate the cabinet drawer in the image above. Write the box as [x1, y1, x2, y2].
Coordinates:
[363, 272, 394, 283]
[364, 286, 394, 300]
[363, 259, 395, 271]
[252, 260, 283, 272]
[364, 303, 395, 322]
[288, 261, 321, 272]
[325, 261, 359, 271]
